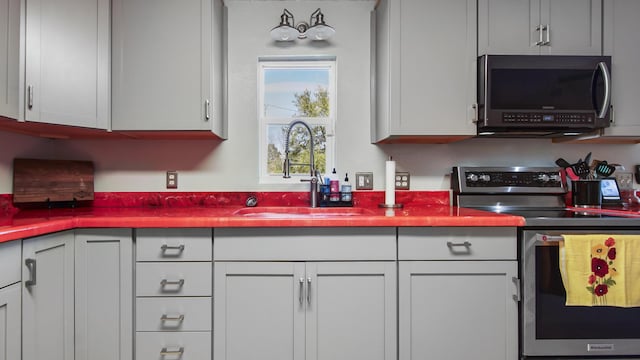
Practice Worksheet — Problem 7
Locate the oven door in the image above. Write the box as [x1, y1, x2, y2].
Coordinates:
[522, 229, 640, 358]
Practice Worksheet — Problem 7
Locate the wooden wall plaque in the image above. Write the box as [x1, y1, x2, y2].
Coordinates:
[13, 158, 94, 204]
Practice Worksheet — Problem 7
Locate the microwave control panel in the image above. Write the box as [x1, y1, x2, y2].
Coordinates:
[502, 112, 594, 124]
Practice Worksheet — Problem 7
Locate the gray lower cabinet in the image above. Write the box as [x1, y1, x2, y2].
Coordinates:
[135, 228, 213, 360]
[22, 229, 133, 360]
[75, 229, 133, 360]
[214, 227, 397, 360]
[22, 231, 75, 360]
[398, 227, 519, 360]
[0, 240, 21, 360]
[0, 283, 21, 360]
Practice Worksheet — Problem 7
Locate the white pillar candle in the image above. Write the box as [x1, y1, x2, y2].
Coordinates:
[385, 159, 396, 206]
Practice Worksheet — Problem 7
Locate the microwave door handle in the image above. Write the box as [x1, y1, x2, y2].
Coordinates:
[594, 61, 611, 119]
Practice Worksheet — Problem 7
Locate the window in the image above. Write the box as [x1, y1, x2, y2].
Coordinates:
[258, 57, 336, 184]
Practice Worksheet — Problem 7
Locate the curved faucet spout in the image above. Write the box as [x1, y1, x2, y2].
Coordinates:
[283, 120, 315, 178]
[282, 120, 319, 207]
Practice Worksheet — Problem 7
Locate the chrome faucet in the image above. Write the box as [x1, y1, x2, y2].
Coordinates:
[283, 120, 319, 207]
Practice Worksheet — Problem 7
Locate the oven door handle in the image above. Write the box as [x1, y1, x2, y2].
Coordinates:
[535, 233, 563, 244]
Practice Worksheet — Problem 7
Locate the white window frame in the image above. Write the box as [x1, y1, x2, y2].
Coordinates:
[257, 56, 337, 185]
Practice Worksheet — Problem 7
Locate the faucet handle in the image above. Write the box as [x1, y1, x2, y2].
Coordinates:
[300, 177, 318, 184]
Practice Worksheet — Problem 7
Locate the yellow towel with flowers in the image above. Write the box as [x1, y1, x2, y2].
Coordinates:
[559, 234, 640, 307]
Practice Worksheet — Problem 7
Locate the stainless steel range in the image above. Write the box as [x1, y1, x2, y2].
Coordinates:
[452, 166, 640, 359]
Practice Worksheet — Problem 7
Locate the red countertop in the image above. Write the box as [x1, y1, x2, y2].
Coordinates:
[0, 191, 525, 243]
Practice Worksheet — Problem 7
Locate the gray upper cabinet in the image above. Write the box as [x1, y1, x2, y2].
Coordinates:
[373, 0, 477, 143]
[595, 0, 640, 141]
[24, 0, 110, 129]
[111, 0, 226, 138]
[478, 0, 602, 55]
[0, 0, 20, 120]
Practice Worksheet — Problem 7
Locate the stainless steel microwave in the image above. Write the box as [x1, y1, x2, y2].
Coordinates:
[477, 55, 612, 137]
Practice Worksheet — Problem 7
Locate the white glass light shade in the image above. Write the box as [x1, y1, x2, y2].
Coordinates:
[270, 25, 299, 41]
[305, 24, 335, 41]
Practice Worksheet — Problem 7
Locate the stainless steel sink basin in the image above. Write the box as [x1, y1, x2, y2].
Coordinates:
[232, 206, 374, 218]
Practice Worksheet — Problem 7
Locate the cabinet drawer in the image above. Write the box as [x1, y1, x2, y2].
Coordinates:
[136, 228, 212, 262]
[136, 332, 211, 360]
[398, 227, 516, 260]
[137, 297, 211, 331]
[214, 227, 396, 261]
[136, 263, 212, 297]
[0, 240, 21, 288]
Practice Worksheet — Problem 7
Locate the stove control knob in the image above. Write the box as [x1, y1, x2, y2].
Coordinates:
[479, 174, 491, 182]
[466, 173, 479, 182]
[537, 174, 550, 182]
[549, 174, 561, 182]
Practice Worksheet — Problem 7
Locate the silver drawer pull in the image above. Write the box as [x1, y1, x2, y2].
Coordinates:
[25, 258, 37, 287]
[161, 244, 185, 252]
[160, 279, 185, 286]
[446, 241, 472, 248]
[160, 346, 184, 356]
[161, 314, 185, 322]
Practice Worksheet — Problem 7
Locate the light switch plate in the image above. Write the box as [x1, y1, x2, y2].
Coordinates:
[166, 171, 178, 189]
[355, 172, 373, 190]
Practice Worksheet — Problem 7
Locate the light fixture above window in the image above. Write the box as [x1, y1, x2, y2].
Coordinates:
[270, 8, 335, 42]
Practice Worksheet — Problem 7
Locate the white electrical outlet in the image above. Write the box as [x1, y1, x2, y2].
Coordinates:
[615, 172, 634, 190]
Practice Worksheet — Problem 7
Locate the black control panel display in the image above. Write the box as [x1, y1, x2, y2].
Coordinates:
[502, 112, 594, 125]
[464, 171, 562, 188]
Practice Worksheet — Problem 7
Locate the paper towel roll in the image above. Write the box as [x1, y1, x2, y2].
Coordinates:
[385, 159, 395, 205]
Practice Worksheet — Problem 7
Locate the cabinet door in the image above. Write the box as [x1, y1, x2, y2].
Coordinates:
[600, 0, 640, 139]
[399, 0, 476, 137]
[306, 262, 396, 360]
[375, 0, 476, 141]
[24, 0, 109, 128]
[541, 0, 602, 55]
[214, 262, 306, 360]
[22, 231, 75, 360]
[399, 261, 518, 360]
[478, 0, 541, 55]
[0, 283, 21, 360]
[75, 229, 133, 360]
[112, 0, 221, 132]
[0, 0, 20, 119]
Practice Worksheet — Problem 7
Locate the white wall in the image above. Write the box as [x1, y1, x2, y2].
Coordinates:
[0, 1, 639, 194]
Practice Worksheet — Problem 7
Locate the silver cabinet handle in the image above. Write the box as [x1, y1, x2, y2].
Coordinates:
[512, 277, 521, 302]
[161, 314, 185, 322]
[299, 278, 304, 305]
[543, 24, 550, 45]
[27, 85, 34, 109]
[446, 241, 472, 248]
[25, 258, 36, 287]
[535, 25, 544, 46]
[161, 244, 185, 253]
[160, 279, 185, 286]
[160, 347, 184, 356]
[471, 103, 478, 124]
[205, 99, 211, 121]
[307, 277, 311, 305]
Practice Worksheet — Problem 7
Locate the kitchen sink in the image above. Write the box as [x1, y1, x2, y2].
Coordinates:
[232, 206, 375, 218]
